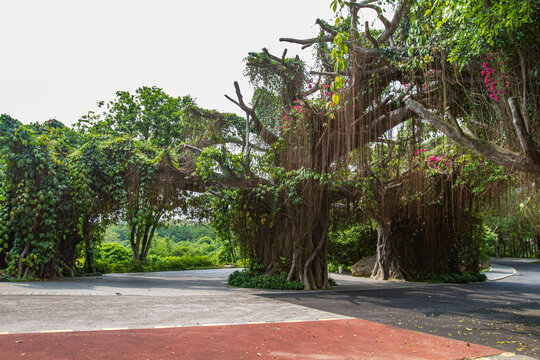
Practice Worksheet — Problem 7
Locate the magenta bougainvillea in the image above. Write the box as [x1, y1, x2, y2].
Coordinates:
[481, 51, 509, 101]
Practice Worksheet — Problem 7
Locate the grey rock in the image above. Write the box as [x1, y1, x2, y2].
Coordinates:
[351, 255, 376, 277]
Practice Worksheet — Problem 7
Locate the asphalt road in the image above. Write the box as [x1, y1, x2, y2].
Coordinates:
[260, 258, 540, 358]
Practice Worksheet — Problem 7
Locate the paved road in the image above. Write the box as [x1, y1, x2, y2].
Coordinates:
[0, 268, 351, 333]
[0, 258, 538, 358]
[261, 258, 540, 358]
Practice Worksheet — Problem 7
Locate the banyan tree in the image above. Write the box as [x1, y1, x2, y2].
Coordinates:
[192, 0, 538, 288]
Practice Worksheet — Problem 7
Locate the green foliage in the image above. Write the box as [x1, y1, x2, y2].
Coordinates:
[479, 223, 500, 260]
[95, 242, 132, 263]
[228, 269, 304, 290]
[411, 0, 536, 66]
[0, 115, 103, 278]
[484, 199, 539, 258]
[416, 271, 487, 283]
[103, 222, 233, 264]
[78, 86, 193, 147]
[328, 223, 377, 267]
[94, 254, 215, 274]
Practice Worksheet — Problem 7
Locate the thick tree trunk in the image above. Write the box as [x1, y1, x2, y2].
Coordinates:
[297, 189, 332, 290]
[371, 220, 404, 280]
[269, 187, 332, 290]
[302, 221, 330, 290]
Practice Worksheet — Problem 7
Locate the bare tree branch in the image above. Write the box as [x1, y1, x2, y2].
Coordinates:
[315, 18, 337, 36]
[225, 81, 279, 146]
[348, 1, 392, 31]
[263, 48, 286, 66]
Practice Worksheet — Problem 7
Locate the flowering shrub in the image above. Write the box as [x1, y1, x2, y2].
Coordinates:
[413, 148, 453, 174]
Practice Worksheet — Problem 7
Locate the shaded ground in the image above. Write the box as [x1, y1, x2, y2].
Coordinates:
[0, 319, 502, 360]
[260, 259, 540, 358]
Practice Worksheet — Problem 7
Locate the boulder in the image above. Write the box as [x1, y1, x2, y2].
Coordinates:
[351, 255, 376, 277]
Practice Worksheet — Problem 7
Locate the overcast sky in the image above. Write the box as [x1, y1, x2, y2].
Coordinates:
[0, 1, 351, 125]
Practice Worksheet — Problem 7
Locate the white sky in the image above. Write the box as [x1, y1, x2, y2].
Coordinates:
[0, 1, 345, 125]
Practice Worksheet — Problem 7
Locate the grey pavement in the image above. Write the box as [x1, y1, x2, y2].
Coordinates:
[486, 257, 538, 281]
[0, 268, 353, 334]
[0, 267, 443, 334]
[0, 268, 446, 335]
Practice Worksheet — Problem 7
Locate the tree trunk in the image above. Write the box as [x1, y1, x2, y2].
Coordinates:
[130, 223, 140, 260]
[84, 238, 96, 273]
[371, 220, 404, 280]
[302, 221, 330, 290]
[295, 188, 332, 290]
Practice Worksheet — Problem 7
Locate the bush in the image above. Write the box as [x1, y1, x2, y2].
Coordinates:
[228, 269, 304, 290]
[93, 254, 216, 274]
[328, 224, 377, 268]
[327, 262, 351, 273]
[418, 271, 487, 283]
[95, 243, 132, 263]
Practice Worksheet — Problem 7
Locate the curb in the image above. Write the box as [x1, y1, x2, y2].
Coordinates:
[486, 264, 517, 281]
[473, 352, 537, 359]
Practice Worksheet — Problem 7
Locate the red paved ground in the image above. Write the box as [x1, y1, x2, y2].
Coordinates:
[0, 319, 503, 360]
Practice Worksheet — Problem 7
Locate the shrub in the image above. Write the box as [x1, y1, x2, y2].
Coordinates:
[93, 254, 216, 274]
[418, 271, 487, 283]
[327, 262, 351, 273]
[228, 269, 304, 290]
[328, 224, 377, 268]
[95, 243, 132, 263]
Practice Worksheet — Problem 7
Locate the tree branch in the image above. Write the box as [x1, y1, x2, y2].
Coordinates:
[315, 18, 337, 36]
[376, 0, 412, 45]
[364, 21, 379, 49]
[406, 98, 540, 174]
[263, 48, 286, 66]
[225, 81, 279, 146]
[508, 97, 540, 164]
[367, 106, 413, 142]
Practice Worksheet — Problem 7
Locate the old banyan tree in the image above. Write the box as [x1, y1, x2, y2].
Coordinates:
[0, 0, 538, 288]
